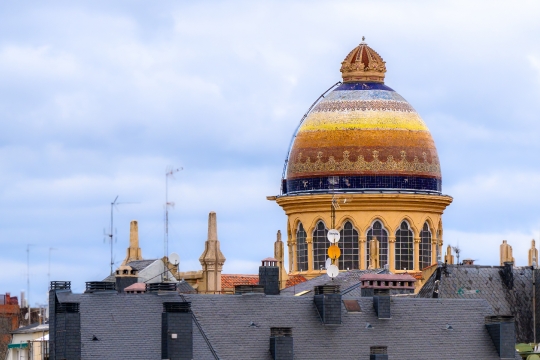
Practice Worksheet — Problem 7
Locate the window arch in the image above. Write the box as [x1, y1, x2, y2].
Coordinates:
[420, 222, 432, 270]
[296, 223, 308, 272]
[366, 220, 388, 268]
[312, 221, 328, 271]
[395, 221, 414, 271]
[339, 221, 359, 270]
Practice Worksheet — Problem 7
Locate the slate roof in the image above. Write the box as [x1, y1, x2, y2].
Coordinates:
[417, 264, 533, 343]
[102, 259, 158, 282]
[53, 289, 515, 360]
[280, 268, 387, 296]
[185, 294, 507, 360]
[177, 280, 196, 294]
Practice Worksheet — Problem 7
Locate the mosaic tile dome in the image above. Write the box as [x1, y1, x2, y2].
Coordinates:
[283, 40, 441, 194]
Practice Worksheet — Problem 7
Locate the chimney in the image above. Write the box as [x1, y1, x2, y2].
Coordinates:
[499, 262, 514, 290]
[530, 239, 538, 267]
[234, 285, 265, 295]
[500, 240, 514, 266]
[370, 346, 388, 360]
[373, 289, 391, 319]
[115, 265, 139, 293]
[259, 258, 280, 295]
[146, 282, 178, 293]
[270, 327, 293, 360]
[485, 316, 515, 359]
[162, 302, 193, 360]
[313, 285, 341, 325]
[462, 258, 474, 265]
[49, 281, 81, 360]
[84, 281, 116, 293]
[122, 220, 143, 265]
[360, 274, 416, 297]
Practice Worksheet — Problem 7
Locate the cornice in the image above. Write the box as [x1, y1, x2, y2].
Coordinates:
[274, 193, 453, 215]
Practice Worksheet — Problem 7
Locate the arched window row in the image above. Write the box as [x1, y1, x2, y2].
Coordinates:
[294, 219, 438, 272]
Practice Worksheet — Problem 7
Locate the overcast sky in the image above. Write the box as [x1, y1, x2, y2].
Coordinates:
[1, 0, 540, 306]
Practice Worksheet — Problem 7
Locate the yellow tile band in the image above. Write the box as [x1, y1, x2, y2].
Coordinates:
[299, 110, 429, 132]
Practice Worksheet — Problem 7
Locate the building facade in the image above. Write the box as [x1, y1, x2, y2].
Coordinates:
[270, 40, 452, 278]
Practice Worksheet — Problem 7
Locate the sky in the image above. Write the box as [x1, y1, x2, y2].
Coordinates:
[1, 0, 540, 306]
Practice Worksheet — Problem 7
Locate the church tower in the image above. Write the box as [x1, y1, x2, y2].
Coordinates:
[269, 40, 452, 279]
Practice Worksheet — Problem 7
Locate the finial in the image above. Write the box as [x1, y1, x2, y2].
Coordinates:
[362, 36, 365, 41]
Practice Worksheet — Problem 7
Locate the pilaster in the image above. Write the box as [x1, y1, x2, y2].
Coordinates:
[414, 236, 421, 271]
[389, 235, 396, 272]
[306, 236, 313, 272]
[431, 239, 437, 266]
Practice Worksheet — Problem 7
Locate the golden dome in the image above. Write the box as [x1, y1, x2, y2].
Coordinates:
[340, 38, 386, 83]
[283, 41, 441, 195]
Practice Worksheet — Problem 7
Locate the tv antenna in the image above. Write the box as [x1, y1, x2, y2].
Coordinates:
[164, 166, 183, 280]
[26, 244, 35, 325]
[452, 245, 461, 265]
[105, 196, 139, 275]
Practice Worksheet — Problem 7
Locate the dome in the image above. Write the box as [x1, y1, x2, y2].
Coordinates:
[283, 40, 441, 195]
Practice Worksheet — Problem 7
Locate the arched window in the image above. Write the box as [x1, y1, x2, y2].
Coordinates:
[420, 222, 432, 270]
[296, 223, 308, 272]
[366, 220, 388, 268]
[312, 221, 328, 271]
[339, 221, 359, 270]
[395, 221, 414, 271]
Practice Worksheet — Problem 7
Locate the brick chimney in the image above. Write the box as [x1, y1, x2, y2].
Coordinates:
[259, 257, 280, 295]
[115, 265, 139, 293]
[360, 274, 416, 297]
[485, 316, 515, 359]
[162, 302, 193, 360]
[313, 285, 341, 325]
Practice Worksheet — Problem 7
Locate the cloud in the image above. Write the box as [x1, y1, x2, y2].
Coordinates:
[1, 0, 540, 305]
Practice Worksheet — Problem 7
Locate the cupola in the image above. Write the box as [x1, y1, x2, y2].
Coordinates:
[340, 37, 386, 83]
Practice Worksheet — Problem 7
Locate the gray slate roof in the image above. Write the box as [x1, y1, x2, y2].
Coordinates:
[417, 264, 533, 343]
[53, 289, 515, 360]
[177, 280, 196, 294]
[280, 268, 387, 296]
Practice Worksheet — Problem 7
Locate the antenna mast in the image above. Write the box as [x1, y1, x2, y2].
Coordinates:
[164, 167, 183, 280]
[105, 196, 139, 275]
[109, 196, 119, 275]
[26, 244, 35, 325]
